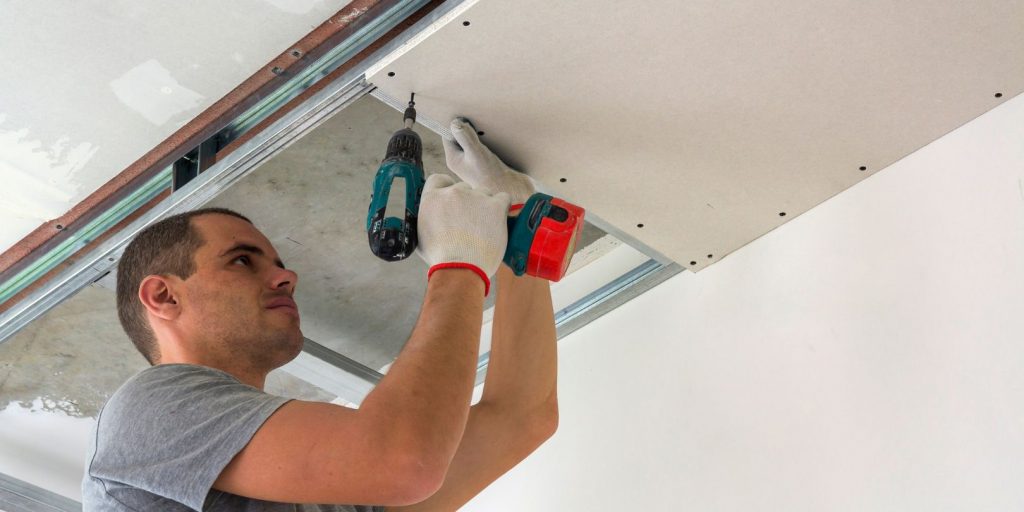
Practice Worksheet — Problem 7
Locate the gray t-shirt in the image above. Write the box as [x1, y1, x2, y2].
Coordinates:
[82, 364, 383, 512]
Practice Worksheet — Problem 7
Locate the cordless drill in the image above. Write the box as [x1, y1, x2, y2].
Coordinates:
[367, 94, 424, 261]
[367, 94, 586, 282]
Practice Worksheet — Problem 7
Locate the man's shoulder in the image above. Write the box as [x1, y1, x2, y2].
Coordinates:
[96, 364, 276, 443]
[86, 364, 292, 510]
[101, 364, 241, 417]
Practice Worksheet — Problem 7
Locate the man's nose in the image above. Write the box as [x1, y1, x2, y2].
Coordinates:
[269, 266, 298, 292]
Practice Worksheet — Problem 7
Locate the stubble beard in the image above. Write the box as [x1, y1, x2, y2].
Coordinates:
[199, 302, 304, 373]
[231, 318, 303, 371]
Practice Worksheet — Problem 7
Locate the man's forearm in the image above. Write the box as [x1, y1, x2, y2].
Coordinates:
[481, 265, 558, 412]
[358, 269, 485, 470]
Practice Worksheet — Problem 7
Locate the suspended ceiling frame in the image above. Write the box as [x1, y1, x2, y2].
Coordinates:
[0, 0, 680, 405]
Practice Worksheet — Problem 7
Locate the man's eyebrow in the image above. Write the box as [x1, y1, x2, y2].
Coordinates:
[220, 243, 286, 269]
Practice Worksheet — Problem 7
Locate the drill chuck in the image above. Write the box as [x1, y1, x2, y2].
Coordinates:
[384, 128, 423, 167]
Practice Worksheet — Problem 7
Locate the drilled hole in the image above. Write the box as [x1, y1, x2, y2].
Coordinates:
[689, 261, 697, 266]
[387, 71, 395, 77]
[995, 92, 1003, 98]
[859, 166, 867, 171]
[559, 178, 567, 183]
[779, 212, 786, 217]
[637, 223, 644, 228]
[462, 20, 471, 26]
[707, 254, 713, 259]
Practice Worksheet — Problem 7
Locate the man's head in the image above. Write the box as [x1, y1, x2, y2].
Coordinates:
[116, 208, 302, 372]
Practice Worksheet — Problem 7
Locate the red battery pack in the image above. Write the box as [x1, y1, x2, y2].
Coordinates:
[526, 198, 586, 282]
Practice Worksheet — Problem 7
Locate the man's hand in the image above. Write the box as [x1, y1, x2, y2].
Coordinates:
[417, 173, 510, 294]
[443, 118, 536, 208]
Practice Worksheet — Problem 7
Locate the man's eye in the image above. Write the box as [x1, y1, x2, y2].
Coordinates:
[232, 255, 251, 266]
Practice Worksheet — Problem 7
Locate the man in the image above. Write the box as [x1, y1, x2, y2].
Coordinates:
[82, 118, 558, 511]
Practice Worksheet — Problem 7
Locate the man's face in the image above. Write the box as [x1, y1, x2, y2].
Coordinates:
[177, 214, 303, 370]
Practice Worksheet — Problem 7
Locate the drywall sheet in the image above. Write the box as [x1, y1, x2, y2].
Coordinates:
[368, 0, 1024, 270]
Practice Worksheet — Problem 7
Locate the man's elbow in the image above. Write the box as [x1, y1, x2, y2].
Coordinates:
[384, 451, 448, 505]
[529, 397, 559, 446]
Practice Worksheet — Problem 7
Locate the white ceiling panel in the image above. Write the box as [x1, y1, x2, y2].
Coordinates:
[0, 0, 348, 252]
[368, 0, 1024, 269]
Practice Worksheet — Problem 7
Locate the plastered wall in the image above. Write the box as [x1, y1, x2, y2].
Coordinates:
[463, 94, 1024, 511]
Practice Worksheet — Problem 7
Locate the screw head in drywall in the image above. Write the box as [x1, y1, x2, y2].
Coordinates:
[859, 166, 867, 171]
[707, 254, 713, 258]
[637, 223, 644, 228]
[995, 92, 1003, 98]
[290, 49, 303, 58]
[779, 212, 786, 217]
[559, 178, 567, 183]
[462, 20, 471, 26]
[387, 71, 396, 77]
[55, 224, 64, 230]
[690, 260, 697, 265]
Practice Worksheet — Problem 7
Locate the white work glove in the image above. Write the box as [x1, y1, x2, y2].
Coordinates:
[417, 173, 510, 296]
[443, 117, 536, 214]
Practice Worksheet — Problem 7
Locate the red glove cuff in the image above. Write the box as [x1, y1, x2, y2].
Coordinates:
[428, 262, 491, 296]
[509, 203, 525, 215]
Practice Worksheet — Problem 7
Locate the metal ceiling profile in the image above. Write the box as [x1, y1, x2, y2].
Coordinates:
[0, 472, 80, 512]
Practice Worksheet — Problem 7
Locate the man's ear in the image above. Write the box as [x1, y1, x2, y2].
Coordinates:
[138, 275, 182, 321]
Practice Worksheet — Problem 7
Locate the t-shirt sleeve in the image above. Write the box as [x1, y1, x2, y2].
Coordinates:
[87, 364, 291, 511]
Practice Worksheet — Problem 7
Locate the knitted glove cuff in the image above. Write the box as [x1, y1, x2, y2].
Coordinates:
[428, 262, 491, 296]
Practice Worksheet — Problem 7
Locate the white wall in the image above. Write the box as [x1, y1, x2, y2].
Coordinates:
[0, 401, 94, 501]
[464, 94, 1024, 511]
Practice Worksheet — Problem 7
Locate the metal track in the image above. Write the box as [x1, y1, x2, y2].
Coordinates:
[0, 473, 80, 512]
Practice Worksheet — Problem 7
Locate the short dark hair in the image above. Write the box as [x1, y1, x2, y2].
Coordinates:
[116, 207, 251, 364]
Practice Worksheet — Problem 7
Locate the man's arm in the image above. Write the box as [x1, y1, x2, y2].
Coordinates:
[386, 264, 559, 511]
[213, 176, 511, 507]
[213, 269, 485, 505]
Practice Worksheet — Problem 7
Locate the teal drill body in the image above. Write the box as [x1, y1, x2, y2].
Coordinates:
[367, 96, 425, 261]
